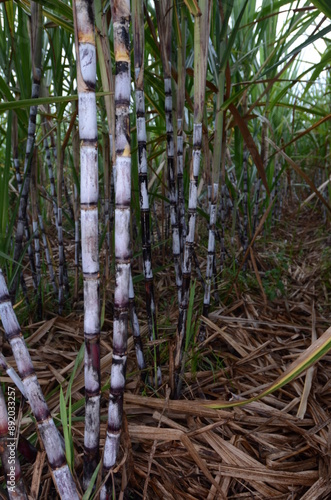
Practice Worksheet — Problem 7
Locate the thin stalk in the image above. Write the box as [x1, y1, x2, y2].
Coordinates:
[129, 271, 147, 377]
[155, 0, 182, 306]
[152, 199, 162, 243]
[56, 122, 64, 314]
[133, 0, 160, 386]
[176, 5, 187, 256]
[219, 182, 226, 273]
[175, 0, 211, 398]
[102, 129, 111, 279]
[72, 124, 80, 301]
[30, 153, 41, 289]
[38, 210, 57, 295]
[242, 150, 249, 267]
[95, 0, 115, 269]
[12, 113, 32, 304]
[252, 177, 261, 235]
[23, 219, 38, 293]
[43, 127, 58, 228]
[202, 0, 233, 329]
[72, 0, 101, 490]
[63, 178, 75, 223]
[0, 271, 79, 499]
[102, 1, 131, 493]
[10, 2, 43, 302]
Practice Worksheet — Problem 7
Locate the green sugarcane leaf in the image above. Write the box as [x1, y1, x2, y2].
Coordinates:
[0, 91, 111, 112]
[261, 23, 331, 79]
[0, 75, 26, 123]
[33, 0, 73, 21]
[66, 344, 84, 405]
[220, 0, 249, 71]
[15, 0, 73, 32]
[4, 1, 14, 37]
[310, 0, 331, 18]
[207, 326, 331, 409]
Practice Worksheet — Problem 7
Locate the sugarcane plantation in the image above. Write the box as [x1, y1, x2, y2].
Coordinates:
[0, 0, 330, 498]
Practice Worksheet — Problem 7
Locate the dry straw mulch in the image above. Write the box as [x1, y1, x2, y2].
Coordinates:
[0, 205, 330, 499]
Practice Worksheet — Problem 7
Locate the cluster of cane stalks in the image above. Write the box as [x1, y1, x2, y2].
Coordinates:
[0, 0, 330, 497]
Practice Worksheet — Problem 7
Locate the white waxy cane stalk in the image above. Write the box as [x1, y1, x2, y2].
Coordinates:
[155, 0, 182, 307]
[101, 1, 131, 495]
[0, 270, 79, 499]
[72, 0, 101, 489]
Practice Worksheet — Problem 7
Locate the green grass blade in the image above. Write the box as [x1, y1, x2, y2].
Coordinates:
[82, 461, 101, 500]
[60, 386, 72, 471]
[66, 344, 84, 405]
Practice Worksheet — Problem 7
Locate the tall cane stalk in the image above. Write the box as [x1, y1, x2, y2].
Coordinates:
[133, 0, 160, 386]
[202, 0, 233, 330]
[175, 0, 211, 398]
[176, 4, 187, 256]
[155, 0, 182, 306]
[72, 0, 101, 489]
[101, 1, 131, 494]
[10, 2, 43, 302]
[0, 271, 79, 499]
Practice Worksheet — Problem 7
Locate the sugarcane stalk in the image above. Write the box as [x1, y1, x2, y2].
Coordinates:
[63, 178, 75, 223]
[133, 0, 160, 386]
[10, 2, 43, 302]
[30, 152, 41, 289]
[95, 0, 115, 269]
[152, 199, 162, 244]
[219, 182, 226, 272]
[242, 150, 249, 267]
[72, 0, 101, 490]
[23, 219, 38, 293]
[12, 113, 33, 304]
[0, 270, 79, 499]
[56, 122, 65, 314]
[101, 1, 131, 493]
[175, 0, 211, 397]
[38, 211, 58, 295]
[252, 176, 261, 235]
[176, 5, 187, 256]
[102, 129, 111, 278]
[72, 124, 80, 302]
[129, 271, 147, 378]
[43, 131, 58, 229]
[155, 0, 182, 306]
[201, 0, 232, 334]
